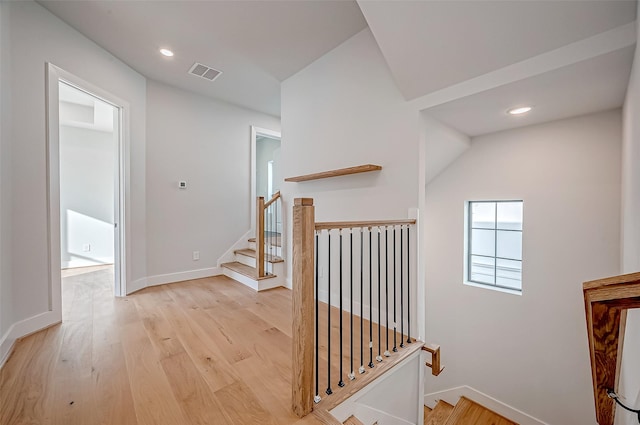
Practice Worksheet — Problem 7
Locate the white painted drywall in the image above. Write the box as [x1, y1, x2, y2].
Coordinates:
[0, 1, 146, 359]
[59, 123, 115, 268]
[0, 1, 13, 351]
[618, 9, 640, 424]
[256, 136, 281, 198]
[281, 28, 420, 286]
[422, 114, 471, 184]
[424, 110, 622, 425]
[145, 80, 280, 279]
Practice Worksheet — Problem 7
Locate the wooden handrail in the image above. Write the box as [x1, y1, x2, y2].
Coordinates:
[264, 191, 281, 209]
[583, 272, 640, 425]
[315, 219, 416, 231]
[422, 344, 445, 376]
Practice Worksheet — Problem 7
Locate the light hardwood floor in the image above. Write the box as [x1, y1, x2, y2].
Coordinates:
[1, 268, 414, 425]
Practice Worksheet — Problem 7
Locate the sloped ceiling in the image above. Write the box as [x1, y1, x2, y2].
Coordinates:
[40, 0, 637, 135]
[359, 0, 636, 101]
[40, 0, 368, 116]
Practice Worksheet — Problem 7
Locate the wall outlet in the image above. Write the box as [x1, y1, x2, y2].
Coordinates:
[193, 251, 200, 261]
[82, 243, 91, 252]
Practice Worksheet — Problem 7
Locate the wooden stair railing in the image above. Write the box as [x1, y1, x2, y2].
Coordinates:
[256, 191, 281, 278]
[583, 272, 640, 425]
[292, 197, 419, 418]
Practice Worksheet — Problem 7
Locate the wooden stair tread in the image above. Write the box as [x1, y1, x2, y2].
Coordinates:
[248, 236, 282, 247]
[343, 415, 364, 425]
[221, 262, 277, 280]
[444, 397, 518, 425]
[234, 248, 284, 263]
[426, 400, 454, 425]
[424, 405, 432, 424]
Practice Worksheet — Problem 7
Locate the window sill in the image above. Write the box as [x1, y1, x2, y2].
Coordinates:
[463, 280, 522, 296]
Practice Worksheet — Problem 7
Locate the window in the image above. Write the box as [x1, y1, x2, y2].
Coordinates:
[466, 201, 523, 291]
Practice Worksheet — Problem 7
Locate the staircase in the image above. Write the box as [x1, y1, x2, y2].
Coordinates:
[425, 397, 518, 425]
[221, 236, 285, 291]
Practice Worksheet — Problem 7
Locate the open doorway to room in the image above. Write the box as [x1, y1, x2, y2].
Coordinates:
[47, 64, 127, 323]
[251, 126, 282, 232]
[58, 81, 118, 302]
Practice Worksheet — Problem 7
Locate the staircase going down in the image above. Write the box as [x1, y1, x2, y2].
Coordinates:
[425, 397, 518, 425]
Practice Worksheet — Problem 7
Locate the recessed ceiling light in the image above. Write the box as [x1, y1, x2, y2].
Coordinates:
[507, 106, 532, 115]
[160, 48, 174, 57]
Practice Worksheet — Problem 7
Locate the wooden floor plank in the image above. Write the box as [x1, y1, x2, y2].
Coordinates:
[1, 267, 422, 425]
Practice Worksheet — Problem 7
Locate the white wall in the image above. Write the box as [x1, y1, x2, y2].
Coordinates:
[60, 124, 115, 268]
[281, 28, 420, 286]
[0, 1, 146, 361]
[0, 0, 13, 355]
[423, 114, 471, 185]
[256, 136, 281, 198]
[618, 7, 640, 423]
[424, 110, 622, 425]
[145, 80, 279, 281]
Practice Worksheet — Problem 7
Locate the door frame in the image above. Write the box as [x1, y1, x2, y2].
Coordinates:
[250, 125, 281, 232]
[46, 63, 129, 309]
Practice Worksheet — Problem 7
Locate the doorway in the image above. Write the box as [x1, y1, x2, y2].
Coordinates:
[250, 126, 281, 233]
[47, 64, 127, 322]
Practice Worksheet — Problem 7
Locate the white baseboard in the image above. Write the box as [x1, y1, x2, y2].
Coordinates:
[127, 277, 148, 294]
[145, 267, 222, 288]
[424, 386, 549, 425]
[62, 258, 112, 269]
[0, 310, 61, 369]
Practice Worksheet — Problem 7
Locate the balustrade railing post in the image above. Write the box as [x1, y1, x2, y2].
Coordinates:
[256, 196, 265, 278]
[292, 198, 315, 417]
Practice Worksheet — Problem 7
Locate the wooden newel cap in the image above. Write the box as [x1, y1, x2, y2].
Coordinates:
[294, 198, 314, 206]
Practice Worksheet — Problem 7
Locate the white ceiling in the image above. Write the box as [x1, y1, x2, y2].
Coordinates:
[39, 0, 637, 136]
[426, 46, 635, 137]
[359, 0, 636, 101]
[39, 0, 368, 117]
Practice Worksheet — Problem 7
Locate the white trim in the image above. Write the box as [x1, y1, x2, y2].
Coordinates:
[46, 64, 130, 314]
[127, 277, 148, 294]
[250, 125, 281, 233]
[145, 267, 222, 287]
[0, 311, 61, 369]
[423, 385, 550, 425]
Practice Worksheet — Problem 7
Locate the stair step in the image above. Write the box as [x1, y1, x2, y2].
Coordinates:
[343, 416, 364, 425]
[248, 236, 282, 247]
[444, 397, 518, 425]
[426, 400, 455, 425]
[220, 262, 277, 280]
[234, 248, 284, 263]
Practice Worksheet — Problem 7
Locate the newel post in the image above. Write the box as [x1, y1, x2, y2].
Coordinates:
[292, 197, 315, 417]
[256, 196, 265, 278]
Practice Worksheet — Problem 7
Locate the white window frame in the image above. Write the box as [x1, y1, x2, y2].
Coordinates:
[464, 200, 523, 295]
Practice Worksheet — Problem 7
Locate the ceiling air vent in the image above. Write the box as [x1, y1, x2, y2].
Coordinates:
[188, 62, 222, 82]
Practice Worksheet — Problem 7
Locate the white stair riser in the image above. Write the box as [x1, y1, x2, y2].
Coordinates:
[222, 261, 285, 292]
[248, 241, 282, 257]
[236, 253, 256, 268]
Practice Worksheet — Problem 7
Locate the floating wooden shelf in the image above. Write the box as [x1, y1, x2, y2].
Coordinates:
[285, 164, 382, 182]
